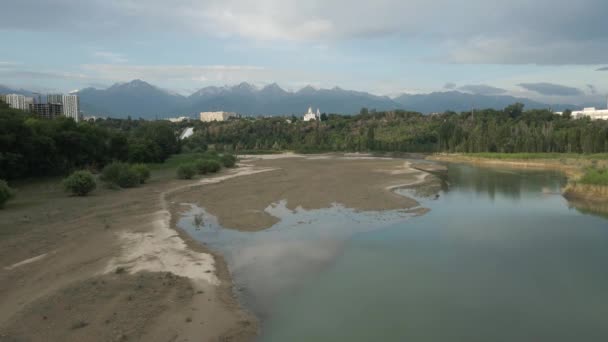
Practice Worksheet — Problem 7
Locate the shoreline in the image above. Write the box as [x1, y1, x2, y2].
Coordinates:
[428, 153, 608, 202]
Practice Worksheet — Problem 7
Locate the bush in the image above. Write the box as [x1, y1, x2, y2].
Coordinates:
[177, 163, 197, 179]
[101, 162, 140, 188]
[206, 160, 221, 173]
[194, 159, 222, 174]
[63, 171, 96, 196]
[131, 164, 151, 184]
[194, 159, 209, 174]
[221, 154, 237, 168]
[116, 167, 140, 188]
[0, 179, 15, 208]
[580, 168, 608, 186]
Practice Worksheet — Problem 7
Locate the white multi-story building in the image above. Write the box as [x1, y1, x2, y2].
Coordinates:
[303, 107, 321, 121]
[3, 94, 34, 111]
[200, 111, 238, 122]
[47, 94, 80, 122]
[556, 97, 608, 120]
[570, 107, 608, 120]
[62, 95, 80, 122]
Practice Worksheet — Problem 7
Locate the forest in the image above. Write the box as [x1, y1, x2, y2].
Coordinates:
[3, 101, 608, 181]
[185, 104, 608, 155]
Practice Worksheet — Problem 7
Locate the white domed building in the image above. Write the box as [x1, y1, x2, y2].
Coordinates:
[303, 107, 321, 121]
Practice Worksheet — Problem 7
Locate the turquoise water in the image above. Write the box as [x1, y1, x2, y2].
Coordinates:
[178, 163, 608, 341]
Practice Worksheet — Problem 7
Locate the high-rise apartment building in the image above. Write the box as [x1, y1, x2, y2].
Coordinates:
[47, 94, 80, 122]
[3, 94, 34, 111]
[31, 103, 63, 119]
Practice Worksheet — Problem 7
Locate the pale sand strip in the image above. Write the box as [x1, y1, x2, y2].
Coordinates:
[102, 165, 277, 286]
[4, 252, 51, 271]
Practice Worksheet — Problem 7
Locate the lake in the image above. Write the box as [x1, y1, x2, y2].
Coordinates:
[178, 162, 608, 341]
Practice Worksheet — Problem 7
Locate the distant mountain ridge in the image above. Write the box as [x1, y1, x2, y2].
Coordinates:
[0, 85, 35, 97]
[393, 91, 576, 113]
[4, 80, 582, 118]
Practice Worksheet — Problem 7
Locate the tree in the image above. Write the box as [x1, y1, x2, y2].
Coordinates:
[505, 103, 524, 119]
[63, 171, 96, 196]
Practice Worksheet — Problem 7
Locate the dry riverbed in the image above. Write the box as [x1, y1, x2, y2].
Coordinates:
[0, 154, 435, 341]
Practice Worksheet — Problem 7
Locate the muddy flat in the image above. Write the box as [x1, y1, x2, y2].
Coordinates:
[173, 155, 429, 231]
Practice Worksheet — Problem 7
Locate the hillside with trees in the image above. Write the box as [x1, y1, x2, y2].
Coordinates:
[184, 105, 608, 154]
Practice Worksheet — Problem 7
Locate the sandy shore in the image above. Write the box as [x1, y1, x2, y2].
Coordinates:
[0, 154, 435, 341]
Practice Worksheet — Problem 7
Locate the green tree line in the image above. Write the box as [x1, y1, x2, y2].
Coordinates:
[184, 104, 608, 154]
[0, 102, 179, 180]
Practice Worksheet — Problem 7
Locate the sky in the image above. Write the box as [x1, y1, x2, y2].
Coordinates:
[1, 0, 608, 106]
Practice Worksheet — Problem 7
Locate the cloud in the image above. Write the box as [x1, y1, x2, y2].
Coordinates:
[81, 64, 270, 84]
[597, 67, 608, 71]
[0, 68, 89, 80]
[458, 84, 507, 95]
[518, 82, 583, 96]
[2, 0, 608, 64]
[586, 84, 597, 94]
[0, 61, 21, 66]
[93, 51, 128, 63]
[443, 82, 456, 90]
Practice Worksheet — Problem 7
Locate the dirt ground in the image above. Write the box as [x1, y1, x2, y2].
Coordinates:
[0, 170, 255, 342]
[174, 155, 433, 231]
[0, 154, 435, 341]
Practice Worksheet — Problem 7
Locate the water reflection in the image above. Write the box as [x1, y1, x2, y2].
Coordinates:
[446, 163, 566, 200]
[178, 200, 420, 316]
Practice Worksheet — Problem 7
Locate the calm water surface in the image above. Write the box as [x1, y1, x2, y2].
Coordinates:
[178, 163, 608, 341]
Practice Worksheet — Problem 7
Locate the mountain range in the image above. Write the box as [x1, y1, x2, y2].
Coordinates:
[2, 80, 584, 118]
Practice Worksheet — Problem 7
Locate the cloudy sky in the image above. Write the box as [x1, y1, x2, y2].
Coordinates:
[1, 0, 608, 105]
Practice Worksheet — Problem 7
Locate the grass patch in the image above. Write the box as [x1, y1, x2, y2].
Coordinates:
[461, 153, 608, 160]
[235, 150, 283, 155]
[579, 168, 608, 186]
[147, 153, 207, 170]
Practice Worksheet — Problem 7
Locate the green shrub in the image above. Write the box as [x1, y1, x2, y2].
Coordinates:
[202, 150, 220, 159]
[101, 162, 140, 188]
[580, 168, 608, 186]
[63, 171, 96, 196]
[177, 163, 197, 179]
[117, 167, 140, 188]
[220, 154, 237, 168]
[131, 164, 151, 184]
[205, 160, 221, 173]
[0, 179, 15, 208]
[194, 159, 209, 174]
[194, 159, 222, 174]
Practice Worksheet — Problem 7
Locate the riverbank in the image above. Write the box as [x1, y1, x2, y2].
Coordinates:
[428, 153, 608, 202]
[0, 166, 259, 341]
[0, 153, 437, 341]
